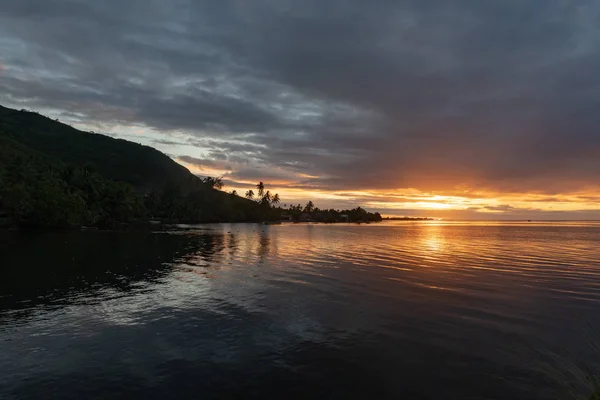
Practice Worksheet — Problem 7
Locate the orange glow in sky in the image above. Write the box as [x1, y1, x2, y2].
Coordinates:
[177, 156, 600, 219]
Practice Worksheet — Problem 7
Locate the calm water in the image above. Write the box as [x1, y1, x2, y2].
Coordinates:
[2, 222, 600, 399]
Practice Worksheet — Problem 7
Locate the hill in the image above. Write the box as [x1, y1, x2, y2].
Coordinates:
[0, 104, 268, 228]
[0, 105, 196, 192]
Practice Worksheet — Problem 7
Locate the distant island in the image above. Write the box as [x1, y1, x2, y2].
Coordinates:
[384, 217, 436, 221]
[0, 105, 381, 229]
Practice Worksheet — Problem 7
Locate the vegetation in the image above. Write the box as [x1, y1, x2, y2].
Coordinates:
[280, 202, 382, 223]
[0, 143, 273, 227]
[142, 181, 273, 224]
[0, 136, 144, 228]
[202, 176, 224, 190]
[0, 104, 382, 229]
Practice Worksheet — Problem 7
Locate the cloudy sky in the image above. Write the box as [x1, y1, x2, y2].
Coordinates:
[1, 0, 600, 219]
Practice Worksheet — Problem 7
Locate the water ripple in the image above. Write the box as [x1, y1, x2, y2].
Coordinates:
[2, 222, 600, 399]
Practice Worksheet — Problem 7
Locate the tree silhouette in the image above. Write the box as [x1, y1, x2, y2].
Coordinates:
[245, 189, 254, 200]
[271, 193, 280, 205]
[203, 176, 224, 190]
[262, 190, 272, 204]
[256, 182, 265, 198]
[214, 177, 224, 190]
[304, 201, 315, 213]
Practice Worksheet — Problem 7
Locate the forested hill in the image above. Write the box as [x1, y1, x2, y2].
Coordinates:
[0, 104, 269, 228]
[0, 105, 196, 192]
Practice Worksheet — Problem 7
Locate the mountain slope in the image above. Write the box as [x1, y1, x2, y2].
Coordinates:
[0, 105, 196, 192]
[0, 104, 269, 228]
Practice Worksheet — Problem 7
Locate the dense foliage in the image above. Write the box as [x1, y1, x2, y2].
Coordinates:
[0, 137, 144, 228]
[0, 139, 277, 227]
[281, 203, 382, 223]
[0, 143, 278, 228]
[143, 182, 277, 223]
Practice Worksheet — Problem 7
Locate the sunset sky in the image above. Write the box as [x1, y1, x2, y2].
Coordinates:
[1, 1, 599, 219]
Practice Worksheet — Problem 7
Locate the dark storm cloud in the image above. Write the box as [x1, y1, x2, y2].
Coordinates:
[1, 0, 600, 195]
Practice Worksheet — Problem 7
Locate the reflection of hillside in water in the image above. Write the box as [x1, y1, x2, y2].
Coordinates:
[0, 230, 221, 321]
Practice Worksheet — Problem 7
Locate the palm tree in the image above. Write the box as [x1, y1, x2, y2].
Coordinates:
[214, 177, 224, 190]
[304, 200, 315, 213]
[245, 190, 254, 200]
[262, 190, 272, 203]
[203, 176, 224, 190]
[271, 193, 280, 206]
[256, 182, 265, 198]
[259, 190, 271, 207]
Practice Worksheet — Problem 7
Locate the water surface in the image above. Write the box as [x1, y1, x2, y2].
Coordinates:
[2, 222, 600, 399]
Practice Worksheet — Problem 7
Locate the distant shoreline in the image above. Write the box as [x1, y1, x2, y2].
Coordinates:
[383, 217, 436, 221]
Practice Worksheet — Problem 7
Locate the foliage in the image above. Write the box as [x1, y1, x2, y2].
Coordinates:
[0, 135, 269, 228]
[304, 201, 315, 213]
[281, 203, 382, 223]
[143, 182, 268, 223]
[256, 182, 265, 198]
[0, 137, 145, 228]
[202, 176, 224, 190]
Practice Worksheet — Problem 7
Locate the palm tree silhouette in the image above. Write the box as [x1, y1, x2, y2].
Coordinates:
[203, 176, 224, 190]
[256, 182, 265, 198]
[245, 190, 254, 200]
[262, 190, 272, 203]
[304, 201, 315, 213]
[271, 193, 280, 206]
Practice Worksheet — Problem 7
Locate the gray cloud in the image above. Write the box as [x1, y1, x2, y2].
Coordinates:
[152, 139, 187, 147]
[2, 0, 600, 201]
[178, 155, 232, 171]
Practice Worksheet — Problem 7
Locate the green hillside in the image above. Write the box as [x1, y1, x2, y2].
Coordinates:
[0, 105, 196, 192]
[0, 104, 268, 228]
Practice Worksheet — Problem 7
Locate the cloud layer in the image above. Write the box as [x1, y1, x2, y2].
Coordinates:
[1, 0, 600, 216]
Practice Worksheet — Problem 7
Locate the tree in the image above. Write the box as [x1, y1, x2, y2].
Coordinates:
[245, 190, 254, 200]
[304, 201, 315, 213]
[261, 190, 272, 205]
[230, 189, 238, 196]
[271, 193, 281, 206]
[203, 176, 224, 190]
[256, 182, 265, 198]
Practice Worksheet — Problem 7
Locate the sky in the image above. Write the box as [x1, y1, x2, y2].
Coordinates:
[1, 0, 599, 219]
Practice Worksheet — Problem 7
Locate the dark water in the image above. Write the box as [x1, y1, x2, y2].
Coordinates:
[2, 222, 600, 399]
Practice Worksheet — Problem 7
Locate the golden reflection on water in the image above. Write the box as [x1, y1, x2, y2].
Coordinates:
[421, 224, 445, 254]
[163, 221, 600, 307]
